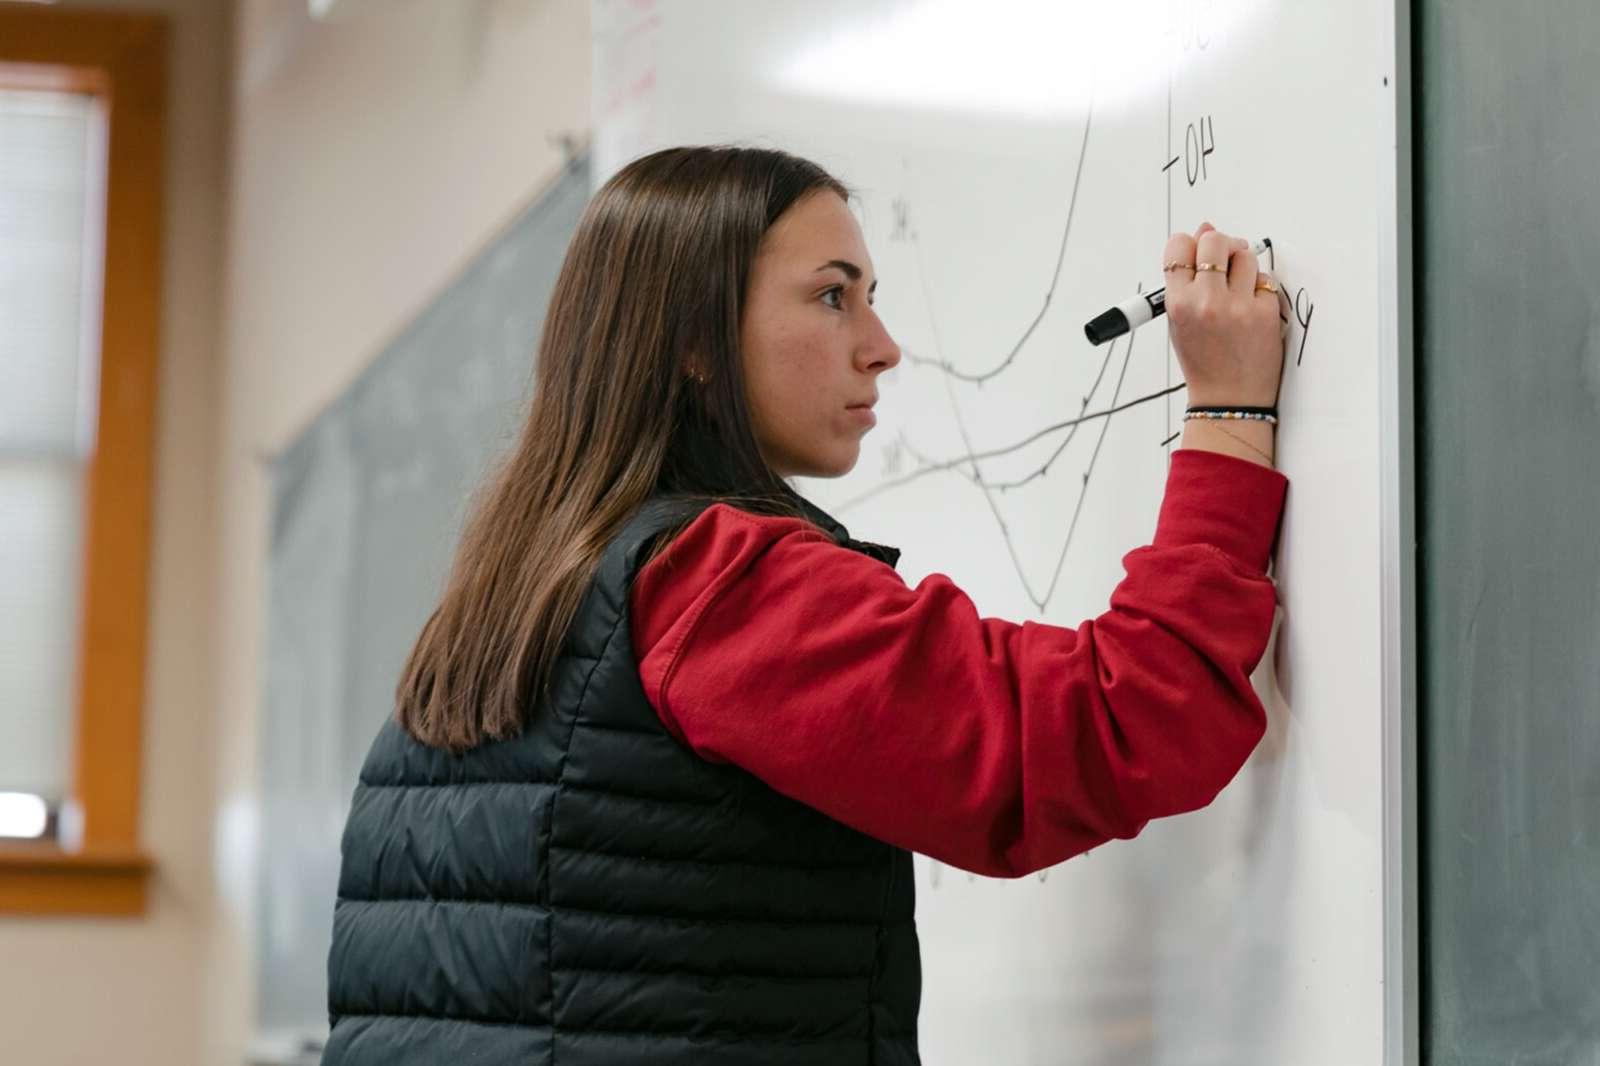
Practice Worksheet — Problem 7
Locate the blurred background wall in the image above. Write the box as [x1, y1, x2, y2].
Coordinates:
[0, 2, 228, 1064]
[207, 3, 587, 1061]
[0, 2, 589, 1064]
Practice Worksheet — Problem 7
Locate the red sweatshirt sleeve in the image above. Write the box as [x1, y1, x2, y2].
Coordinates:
[629, 449, 1288, 878]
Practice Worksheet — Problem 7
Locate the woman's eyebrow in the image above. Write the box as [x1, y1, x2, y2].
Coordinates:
[814, 259, 876, 290]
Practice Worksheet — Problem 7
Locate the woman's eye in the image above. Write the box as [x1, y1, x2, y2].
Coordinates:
[820, 286, 845, 310]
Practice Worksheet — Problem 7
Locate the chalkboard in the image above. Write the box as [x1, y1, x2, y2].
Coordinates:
[252, 157, 590, 1062]
[593, 2, 1413, 1063]
[1416, 2, 1600, 1062]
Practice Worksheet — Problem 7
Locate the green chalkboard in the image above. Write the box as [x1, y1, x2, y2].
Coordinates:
[1416, 3, 1600, 1062]
[252, 158, 590, 1062]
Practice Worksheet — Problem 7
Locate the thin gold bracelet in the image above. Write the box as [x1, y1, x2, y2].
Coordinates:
[1208, 421, 1275, 466]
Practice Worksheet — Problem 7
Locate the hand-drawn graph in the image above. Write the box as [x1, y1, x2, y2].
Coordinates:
[831, 81, 1312, 619]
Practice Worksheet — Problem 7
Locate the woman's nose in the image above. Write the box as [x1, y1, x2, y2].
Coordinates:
[859, 309, 901, 373]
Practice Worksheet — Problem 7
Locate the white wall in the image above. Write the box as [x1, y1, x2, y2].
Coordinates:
[205, 2, 590, 1064]
[0, 2, 229, 1065]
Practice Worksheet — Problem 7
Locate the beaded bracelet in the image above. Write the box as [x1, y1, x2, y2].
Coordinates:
[1183, 405, 1279, 426]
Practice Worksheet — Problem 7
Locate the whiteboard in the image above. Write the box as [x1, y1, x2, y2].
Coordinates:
[593, 2, 1413, 1064]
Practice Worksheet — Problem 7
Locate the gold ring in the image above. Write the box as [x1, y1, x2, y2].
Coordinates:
[1195, 262, 1227, 273]
[1254, 279, 1279, 294]
[1162, 260, 1195, 273]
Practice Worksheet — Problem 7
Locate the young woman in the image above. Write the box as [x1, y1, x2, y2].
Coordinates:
[322, 146, 1288, 1066]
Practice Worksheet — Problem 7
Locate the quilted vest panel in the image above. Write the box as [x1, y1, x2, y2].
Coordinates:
[323, 496, 922, 1066]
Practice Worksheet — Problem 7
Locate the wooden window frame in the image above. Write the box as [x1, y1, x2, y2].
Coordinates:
[0, 7, 168, 917]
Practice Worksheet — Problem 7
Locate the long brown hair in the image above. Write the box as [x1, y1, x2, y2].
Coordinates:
[396, 146, 851, 753]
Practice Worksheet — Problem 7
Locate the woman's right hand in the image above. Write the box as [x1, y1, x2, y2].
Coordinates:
[1162, 223, 1285, 409]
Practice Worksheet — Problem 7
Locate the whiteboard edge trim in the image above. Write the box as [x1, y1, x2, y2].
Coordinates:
[1379, 0, 1420, 1064]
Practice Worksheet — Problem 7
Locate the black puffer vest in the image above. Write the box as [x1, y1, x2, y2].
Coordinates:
[323, 496, 922, 1065]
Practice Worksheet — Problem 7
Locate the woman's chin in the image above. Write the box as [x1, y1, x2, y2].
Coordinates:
[819, 449, 860, 479]
[789, 452, 858, 481]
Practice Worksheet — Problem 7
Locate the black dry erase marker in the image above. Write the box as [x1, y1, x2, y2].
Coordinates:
[1083, 238, 1272, 345]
